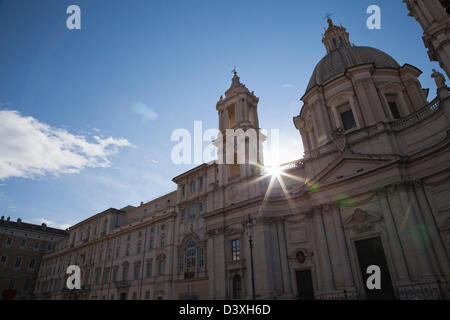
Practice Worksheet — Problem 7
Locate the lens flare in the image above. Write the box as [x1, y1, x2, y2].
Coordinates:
[268, 165, 282, 178]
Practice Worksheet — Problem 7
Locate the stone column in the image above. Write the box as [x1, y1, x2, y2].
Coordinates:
[331, 204, 355, 289]
[414, 181, 450, 277]
[207, 228, 227, 299]
[403, 79, 426, 111]
[206, 231, 216, 299]
[311, 207, 335, 293]
[353, 77, 384, 125]
[377, 188, 411, 283]
[276, 218, 293, 297]
[252, 218, 272, 299]
[397, 184, 436, 280]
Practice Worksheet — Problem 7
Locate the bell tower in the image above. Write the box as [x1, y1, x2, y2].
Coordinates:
[214, 71, 265, 186]
[403, 0, 450, 78]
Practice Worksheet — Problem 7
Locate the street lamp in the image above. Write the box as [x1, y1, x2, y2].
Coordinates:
[247, 215, 256, 300]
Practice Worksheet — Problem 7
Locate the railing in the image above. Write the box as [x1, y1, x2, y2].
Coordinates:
[114, 280, 129, 288]
[178, 292, 199, 300]
[397, 282, 445, 300]
[281, 160, 305, 170]
[391, 98, 441, 130]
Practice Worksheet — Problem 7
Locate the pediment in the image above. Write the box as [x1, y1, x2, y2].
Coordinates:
[314, 154, 397, 185]
[343, 208, 383, 233]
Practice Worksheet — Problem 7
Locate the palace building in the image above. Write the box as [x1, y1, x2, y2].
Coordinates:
[34, 1, 450, 300]
[0, 217, 68, 300]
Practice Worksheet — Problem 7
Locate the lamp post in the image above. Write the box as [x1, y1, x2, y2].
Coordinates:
[247, 215, 256, 300]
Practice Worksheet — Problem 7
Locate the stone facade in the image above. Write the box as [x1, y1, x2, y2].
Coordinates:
[34, 14, 450, 300]
[404, 0, 450, 78]
[0, 217, 68, 300]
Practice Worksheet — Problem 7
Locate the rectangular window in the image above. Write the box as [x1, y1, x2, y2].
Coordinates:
[178, 252, 185, 273]
[132, 292, 137, 300]
[29, 258, 36, 270]
[134, 264, 140, 280]
[228, 105, 236, 128]
[160, 236, 166, 248]
[199, 177, 203, 189]
[122, 266, 128, 281]
[137, 241, 142, 254]
[8, 279, 16, 290]
[181, 208, 185, 222]
[159, 261, 164, 275]
[189, 205, 195, 219]
[199, 203, 203, 216]
[231, 240, 240, 261]
[20, 239, 26, 248]
[340, 109, 357, 131]
[103, 268, 110, 284]
[34, 241, 40, 250]
[149, 239, 154, 250]
[0, 255, 7, 263]
[198, 247, 204, 268]
[6, 237, 13, 247]
[113, 268, 118, 282]
[145, 290, 150, 300]
[389, 102, 401, 119]
[146, 262, 152, 278]
[14, 256, 22, 268]
[95, 269, 101, 284]
[182, 185, 185, 196]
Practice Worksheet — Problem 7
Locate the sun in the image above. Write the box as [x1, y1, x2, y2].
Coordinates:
[268, 164, 282, 178]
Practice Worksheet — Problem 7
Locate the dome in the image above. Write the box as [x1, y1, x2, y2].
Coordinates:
[306, 46, 400, 93]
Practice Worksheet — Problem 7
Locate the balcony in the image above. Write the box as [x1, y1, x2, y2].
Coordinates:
[114, 280, 129, 288]
[391, 98, 440, 130]
[178, 292, 199, 300]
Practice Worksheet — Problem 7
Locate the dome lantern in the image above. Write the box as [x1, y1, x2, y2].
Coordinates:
[322, 18, 351, 54]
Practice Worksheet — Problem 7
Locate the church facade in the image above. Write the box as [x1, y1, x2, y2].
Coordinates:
[34, 1, 450, 300]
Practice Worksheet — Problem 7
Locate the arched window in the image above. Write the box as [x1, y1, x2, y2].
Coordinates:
[178, 239, 205, 278]
[232, 275, 242, 299]
[186, 240, 196, 268]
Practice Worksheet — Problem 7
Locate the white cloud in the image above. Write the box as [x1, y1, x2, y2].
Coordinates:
[283, 84, 296, 88]
[0, 110, 133, 180]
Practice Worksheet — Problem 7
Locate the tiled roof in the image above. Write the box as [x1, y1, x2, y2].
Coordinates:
[306, 46, 400, 93]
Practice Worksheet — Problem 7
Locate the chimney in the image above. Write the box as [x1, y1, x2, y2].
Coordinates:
[17, 218, 22, 223]
[6, 216, 10, 221]
[1, 216, 4, 220]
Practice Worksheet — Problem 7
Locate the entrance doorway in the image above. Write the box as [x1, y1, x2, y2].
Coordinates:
[295, 270, 315, 300]
[119, 292, 127, 300]
[355, 237, 396, 300]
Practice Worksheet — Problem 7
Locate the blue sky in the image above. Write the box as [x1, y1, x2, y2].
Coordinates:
[0, 0, 443, 229]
